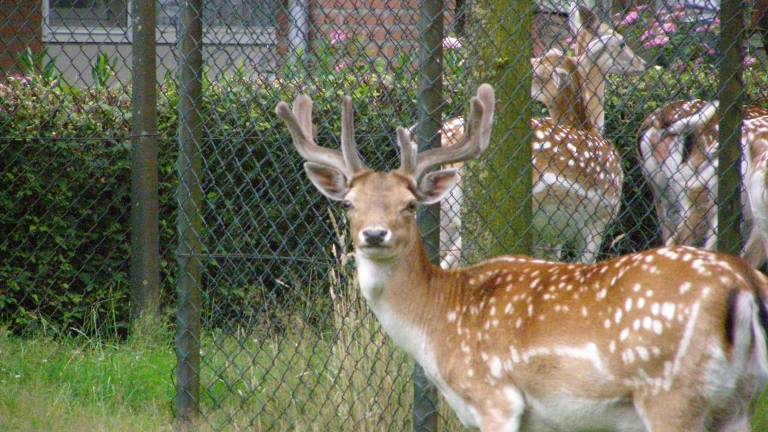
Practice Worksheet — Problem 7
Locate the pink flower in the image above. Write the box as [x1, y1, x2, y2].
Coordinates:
[671, 62, 688, 73]
[702, 44, 717, 56]
[612, 12, 623, 26]
[640, 28, 658, 42]
[329, 30, 349, 46]
[9, 74, 31, 86]
[661, 22, 677, 34]
[672, 4, 686, 19]
[619, 11, 640, 27]
[636, 5, 650, 12]
[743, 56, 758, 69]
[334, 61, 348, 73]
[442, 36, 462, 50]
[643, 35, 670, 49]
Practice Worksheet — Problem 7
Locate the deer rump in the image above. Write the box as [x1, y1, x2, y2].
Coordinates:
[638, 100, 768, 267]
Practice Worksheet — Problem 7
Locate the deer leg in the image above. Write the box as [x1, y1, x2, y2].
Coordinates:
[742, 228, 766, 268]
[579, 222, 605, 264]
[633, 391, 707, 432]
[655, 197, 674, 244]
[478, 388, 525, 432]
[703, 207, 719, 251]
[479, 417, 522, 432]
[440, 180, 463, 270]
[717, 415, 751, 432]
[670, 191, 698, 246]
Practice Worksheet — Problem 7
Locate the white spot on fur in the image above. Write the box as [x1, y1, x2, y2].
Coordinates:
[489, 356, 502, 378]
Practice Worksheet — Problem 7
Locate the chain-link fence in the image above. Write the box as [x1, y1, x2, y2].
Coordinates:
[2, 0, 767, 430]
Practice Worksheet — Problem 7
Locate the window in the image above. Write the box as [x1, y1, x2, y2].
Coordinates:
[49, 0, 128, 28]
[157, 0, 276, 44]
[44, 0, 276, 44]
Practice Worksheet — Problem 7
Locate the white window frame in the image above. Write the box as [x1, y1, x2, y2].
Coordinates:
[42, 0, 276, 45]
[43, 0, 133, 43]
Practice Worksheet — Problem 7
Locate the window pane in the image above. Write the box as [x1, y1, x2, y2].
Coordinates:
[157, 0, 276, 28]
[204, 0, 276, 27]
[50, 0, 128, 27]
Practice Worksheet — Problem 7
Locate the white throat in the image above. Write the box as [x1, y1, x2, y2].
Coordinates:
[354, 251, 434, 367]
[355, 251, 394, 304]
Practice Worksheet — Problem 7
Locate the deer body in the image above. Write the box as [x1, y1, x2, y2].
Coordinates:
[361, 203, 768, 431]
[357, 200, 768, 431]
[439, 6, 643, 267]
[638, 100, 768, 267]
[277, 84, 768, 431]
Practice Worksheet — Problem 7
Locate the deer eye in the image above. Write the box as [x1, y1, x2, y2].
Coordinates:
[403, 201, 418, 213]
[341, 200, 354, 211]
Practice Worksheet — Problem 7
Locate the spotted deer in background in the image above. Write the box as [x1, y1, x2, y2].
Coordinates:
[568, 4, 647, 133]
[438, 6, 644, 267]
[277, 84, 768, 432]
[638, 101, 768, 268]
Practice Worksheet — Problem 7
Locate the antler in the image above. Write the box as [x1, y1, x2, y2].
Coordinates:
[400, 84, 495, 180]
[275, 94, 367, 177]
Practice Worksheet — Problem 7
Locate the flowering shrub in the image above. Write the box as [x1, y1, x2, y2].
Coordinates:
[613, 4, 723, 70]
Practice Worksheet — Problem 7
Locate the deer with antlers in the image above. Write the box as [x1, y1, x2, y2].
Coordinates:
[439, 6, 644, 267]
[276, 84, 768, 432]
[638, 101, 768, 269]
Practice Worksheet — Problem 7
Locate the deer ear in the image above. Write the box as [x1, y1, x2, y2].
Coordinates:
[578, 5, 599, 31]
[417, 168, 460, 205]
[304, 162, 349, 201]
[552, 66, 570, 91]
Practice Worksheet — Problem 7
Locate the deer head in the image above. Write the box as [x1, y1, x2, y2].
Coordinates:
[275, 85, 495, 261]
[570, 4, 646, 75]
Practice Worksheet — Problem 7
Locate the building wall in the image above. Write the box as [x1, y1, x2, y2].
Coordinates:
[0, 1, 43, 74]
[0, 1, 565, 84]
[310, 0, 456, 59]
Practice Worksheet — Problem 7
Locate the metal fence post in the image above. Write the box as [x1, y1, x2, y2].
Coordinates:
[717, 0, 745, 255]
[175, 0, 204, 428]
[129, 0, 160, 324]
[413, 0, 442, 430]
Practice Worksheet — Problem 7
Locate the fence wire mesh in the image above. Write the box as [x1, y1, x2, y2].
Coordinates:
[2, 0, 768, 430]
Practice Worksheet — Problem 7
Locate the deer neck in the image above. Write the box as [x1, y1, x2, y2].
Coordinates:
[355, 235, 450, 363]
[577, 62, 606, 133]
[549, 67, 591, 130]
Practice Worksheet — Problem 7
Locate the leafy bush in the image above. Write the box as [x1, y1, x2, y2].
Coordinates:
[0, 62, 426, 335]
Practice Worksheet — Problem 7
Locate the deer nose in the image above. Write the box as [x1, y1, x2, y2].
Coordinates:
[361, 228, 391, 246]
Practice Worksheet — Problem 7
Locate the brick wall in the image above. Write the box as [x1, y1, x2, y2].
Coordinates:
[0, 1, 43, 74]
[310, 0, 456, 59]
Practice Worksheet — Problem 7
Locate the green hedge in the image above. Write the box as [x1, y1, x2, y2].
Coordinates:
[0, 68, 425, 335]
[3, 61, 767, 335]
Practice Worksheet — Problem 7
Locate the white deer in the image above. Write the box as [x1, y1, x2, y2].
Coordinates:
[277, 84, 768, 432]
[638, 100, 768, 268]
[439, 6, 645, 267]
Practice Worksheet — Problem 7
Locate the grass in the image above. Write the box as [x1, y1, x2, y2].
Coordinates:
[0, 328, 175, 432]
[0, 269, 461, 431]
[2, 253, 767, 431]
